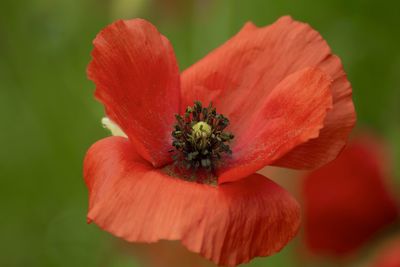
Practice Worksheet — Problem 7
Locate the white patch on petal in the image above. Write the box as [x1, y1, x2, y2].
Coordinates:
[102, 117, 128, 138]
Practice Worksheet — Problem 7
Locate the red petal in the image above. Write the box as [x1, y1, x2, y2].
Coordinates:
[217, 67, 332, 184]
[87, 19, 180, 167]
[302, 138, 399, 256]
[84, 137, 301, 266]
[181, 16, 355, 170]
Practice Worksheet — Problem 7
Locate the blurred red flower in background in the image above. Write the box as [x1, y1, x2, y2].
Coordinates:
[84, 16, 355, 266]
[302, 136, 399, 258]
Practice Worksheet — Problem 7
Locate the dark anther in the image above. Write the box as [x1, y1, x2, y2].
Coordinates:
[170, 101, 234, 175]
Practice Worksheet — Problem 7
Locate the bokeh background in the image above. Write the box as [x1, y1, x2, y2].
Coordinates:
[1, 0, 399, 266]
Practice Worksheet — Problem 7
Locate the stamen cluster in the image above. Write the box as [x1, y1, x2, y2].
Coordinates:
[171, 101, 234, 171]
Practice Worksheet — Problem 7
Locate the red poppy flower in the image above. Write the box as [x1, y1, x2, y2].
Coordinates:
[302, 136, 399, 258]
[84, 16, 355, 266]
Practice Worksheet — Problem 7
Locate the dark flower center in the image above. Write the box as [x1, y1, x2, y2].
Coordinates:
[170, 101, 234, 177]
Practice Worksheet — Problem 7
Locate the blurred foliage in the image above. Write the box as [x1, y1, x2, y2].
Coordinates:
[0, 0, 399, 266]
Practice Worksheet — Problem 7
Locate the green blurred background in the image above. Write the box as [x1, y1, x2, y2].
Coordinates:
[1, 0, 399, 266]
